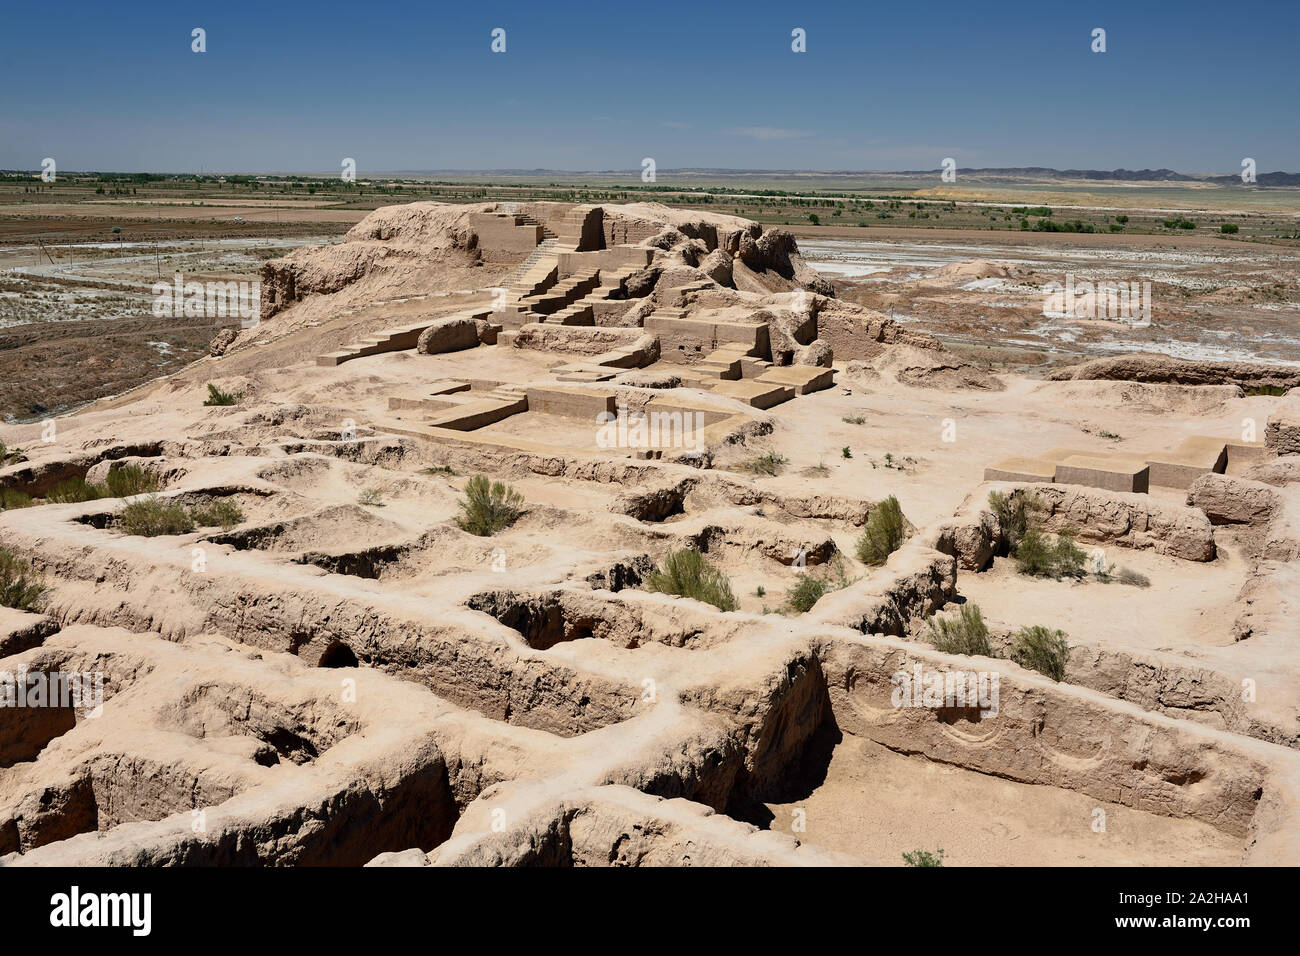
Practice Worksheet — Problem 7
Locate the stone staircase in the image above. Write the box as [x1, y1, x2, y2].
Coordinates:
[504, 238, 560, 298]
[422, 384, 528, 431]
[316, 308, 496, 367]
[552, 206, 592, 248]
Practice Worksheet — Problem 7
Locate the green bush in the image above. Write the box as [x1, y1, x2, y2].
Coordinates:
[902, 848, 945, 867]
[742, 452, 788, 477]
[203, 383, 242, 406]
[1, 488, 33, 510]
[455, 475, 524, 536]
[119, 497, 196, 537]
[1221, 223, 1239, 234]
[45, 465, 159, 503]
[1011, 625, 1070, 681]
[987, 490, 1040, 550]
[926, 603, 992, 656]
[191, 499, 244, 530]
[47, 478, 105, 503]
[105, 464, 160, 497]
[646, 548, 738, 612]
[0, 547, 45, 611]
[785, 573, 830, 613]
[856, 495, 906, 566]
[1014, 528, 1086, 579]
[357, 488, 384, 507]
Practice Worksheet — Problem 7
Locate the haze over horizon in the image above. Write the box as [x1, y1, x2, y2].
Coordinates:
[2, 0, 1297, 174]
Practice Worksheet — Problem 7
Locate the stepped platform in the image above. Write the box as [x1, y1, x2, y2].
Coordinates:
[755, 364, 835, 395]
[1055, 455, 1151, 494]
[316, 308, 493, 367]
[707, 380, 795, 409]
[983, 457, 1057, 483]
[1147, 436, 1228, 489]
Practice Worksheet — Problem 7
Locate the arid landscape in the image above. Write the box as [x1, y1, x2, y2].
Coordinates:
[2, 194, 1299, 870]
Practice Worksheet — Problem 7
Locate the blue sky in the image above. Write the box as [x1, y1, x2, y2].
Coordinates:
[1, 0, 1296, 174]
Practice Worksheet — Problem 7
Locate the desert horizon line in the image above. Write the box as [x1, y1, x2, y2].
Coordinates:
[4, 165, 1298, 180]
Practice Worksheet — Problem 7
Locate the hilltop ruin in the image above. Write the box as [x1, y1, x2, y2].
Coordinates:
[1, 201, 1298, 867]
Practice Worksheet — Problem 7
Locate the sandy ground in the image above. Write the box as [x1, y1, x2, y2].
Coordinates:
[765, 734, 1242, 866]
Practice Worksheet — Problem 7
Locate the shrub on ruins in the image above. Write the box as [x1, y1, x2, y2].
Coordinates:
[203, 383, 242, 406]
[1011, 625, 1070, 681]
[46, 478, 105, 503]
[987, 490, 1040, 551]
[926, 603, 993, 657]
[742, 452, 788, 477]
[105, 464, 160, 497]
[856, 495, 906, 566]
[455, 475, 525, 536]
[46, 465, 159, 504]
[901, 848, 945, 867]
[646, 548, 738, 612]
[785, 573, 829, 613]
[191, 498, 244, 530]
[356, 487, 384, 507]
[0, 546, 45, 611]
[1015, 529, 1086, 579]
[119, 496, 196, 537]
[1, 488, 33, 510]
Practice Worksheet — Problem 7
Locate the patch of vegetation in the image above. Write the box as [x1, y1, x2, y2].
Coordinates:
[902, 848, 945, 867]
[842, 415, 867, 425]
[119, 496, 197, 537]
[755, 585, 766, 598]
[1244, 384, 1288, 397]
[926, 603, 992, 657]
[742, 452, 788, 477]
[1221, 223, 1239, 234]
[203, 383, 243, 406]
[424, 465, 457, 475]
[357, 487, 385, 507]
[841, 446, 852, 459]
[191, 499, 244, 530]
[802, 460, 830, 478]
[785, 573, 830, 613]
[455, 475, 525, 536]
[646, 548, 738, 612]
[782, 556, 851, 614]
[1098, 430, 1123, 441]
[1117, 567, 1151, 588]
[46, 464, 160, 503]
[987, 490, 1039, 551]
[1011, 625, 1070, 681]
[46, 478, 103, 503]
[0, 547, 46, 611]
[856, 495, 906, 566]
[0, 443, 26, 466]
[1, 489, 33, 510]
[106, 464, 160, 497]
[1014, 528, 1087, 579]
